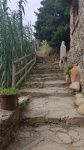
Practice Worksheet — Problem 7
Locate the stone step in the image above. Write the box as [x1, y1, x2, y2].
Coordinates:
[33, 69, 64, 74]
[32, 72, 65, 77]
[22, 96, 84, 126]
[8, 124, 84, 150]
[22, 115, 84, 127]
[36, 63, 55, 67]
[33, 67, 63, 71]
[21, 92, 72, 98]
[29, 76, 65, 82]
[35, 66, 60, 70]
[32, 73, 57, 77]
[20, 87, 72, 98]
[24, 80, 67, 88]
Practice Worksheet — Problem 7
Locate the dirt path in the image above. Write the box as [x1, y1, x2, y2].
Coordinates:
[8, 63, 84, 150]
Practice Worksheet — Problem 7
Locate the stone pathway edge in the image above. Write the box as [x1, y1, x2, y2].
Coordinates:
[0, 96, 30, 150]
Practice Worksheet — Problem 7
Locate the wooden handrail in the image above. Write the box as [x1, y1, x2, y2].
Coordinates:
[15, 62, 35, 87]
[15, 59, 34, 76]
[12, 53, 36, 87]
[13, 53, 34, 63]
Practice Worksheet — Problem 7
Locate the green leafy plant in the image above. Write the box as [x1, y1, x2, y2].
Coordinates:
[66, 66, 72, 77]
[21, 101, 27, 109]
[81, 91, 84, 97]
[0, 87, 20, 95]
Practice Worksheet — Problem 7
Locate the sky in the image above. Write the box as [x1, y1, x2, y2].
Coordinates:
[8, 0, 42, 27]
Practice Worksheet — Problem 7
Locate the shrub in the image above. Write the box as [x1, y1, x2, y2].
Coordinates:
[0, 87, 20, 95]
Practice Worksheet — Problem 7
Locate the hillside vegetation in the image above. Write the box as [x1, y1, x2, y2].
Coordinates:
[36, 43, 52, 57]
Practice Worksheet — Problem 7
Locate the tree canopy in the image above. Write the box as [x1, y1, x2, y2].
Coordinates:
[34, 0, 70, 48]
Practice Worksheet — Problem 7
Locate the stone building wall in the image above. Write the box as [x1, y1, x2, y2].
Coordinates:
[67, 0, 84, 79]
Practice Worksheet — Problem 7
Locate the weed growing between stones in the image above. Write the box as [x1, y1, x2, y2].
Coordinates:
[62, 124, 70, 130]
[81, 91, 84, 97]
[21, 101, 27, 110]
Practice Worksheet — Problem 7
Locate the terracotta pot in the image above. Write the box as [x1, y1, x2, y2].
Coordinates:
[0, 94, 18, 110]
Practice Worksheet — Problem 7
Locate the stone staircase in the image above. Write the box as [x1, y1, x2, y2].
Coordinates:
[8, 62, 84, 150]
[20, 63, 84, 126]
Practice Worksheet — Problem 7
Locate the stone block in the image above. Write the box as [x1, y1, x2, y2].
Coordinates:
[0, 96, 29, 150]
[75, 94, 83, 99]
[81, 83, 84, 92]
[74, 98, 84, 107]
[78, 103, 84, 115]
[70, 66, 80, 83]
[69, 82, 81, 92]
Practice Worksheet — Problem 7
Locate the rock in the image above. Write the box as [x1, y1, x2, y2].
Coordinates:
[41, 130, 63, 144]
[76, 65, 82, 74]
[81, 83, 84, 92]
[73, 140, 84, 147]
[68, 130, 80, 140]
[78, 103, 84, 115]
[66, 74, 71, 84]
[58, 132, 72, 144]
[69, 82, 80, 92]
[81, 77, 84, 83]
[75, 94, 83, 99]
[31, 141, 67, 150]
[74, 98, 84, 107]
[70, 66, 80, 83]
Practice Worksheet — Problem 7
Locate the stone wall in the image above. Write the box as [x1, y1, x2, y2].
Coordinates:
[67, 0, 84, 79]
[0, 96, 29, 150]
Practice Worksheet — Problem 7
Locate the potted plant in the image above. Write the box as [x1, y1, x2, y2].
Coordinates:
[66, 66, 72, 84]
[0, 87, 20, 110]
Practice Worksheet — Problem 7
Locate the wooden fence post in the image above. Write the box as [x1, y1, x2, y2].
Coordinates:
[12, 62, 16, 87]
[12, 53, 36, 87]
[25, 55, 27, 81]
[34, 41, 36, 63]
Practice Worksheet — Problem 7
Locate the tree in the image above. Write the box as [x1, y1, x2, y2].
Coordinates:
[34, 0, 70, 48]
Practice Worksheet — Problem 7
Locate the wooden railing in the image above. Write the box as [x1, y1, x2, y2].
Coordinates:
[12, 53, 36, 87]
